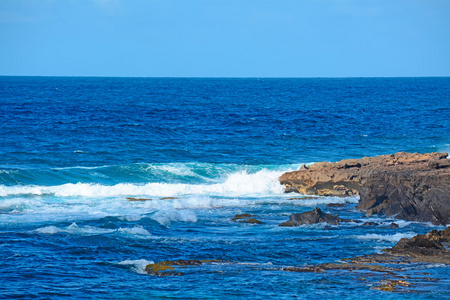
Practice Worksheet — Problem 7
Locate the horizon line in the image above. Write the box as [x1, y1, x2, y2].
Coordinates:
[1, 75, 450, 79]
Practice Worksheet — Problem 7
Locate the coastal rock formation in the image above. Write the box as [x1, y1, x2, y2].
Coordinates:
[279, 152, 450, 225]
[279, 207, 354, 226]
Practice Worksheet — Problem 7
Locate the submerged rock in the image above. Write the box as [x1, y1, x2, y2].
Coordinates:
[232, 214, 262, 224]
[279, 207, 354, 226]
[371, 280, 412, 292]
[232, 214, 253, 221]
[127, 197, 152, 202]
[241, 218, 262, 224]
[145, 259, 225, 276]
[326, 203, 346, 208]
[279, 152, 450, 225]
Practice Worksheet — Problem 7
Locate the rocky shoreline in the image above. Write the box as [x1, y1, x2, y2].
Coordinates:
[279, 152, 450, 225]
[284, 227, 450, 271]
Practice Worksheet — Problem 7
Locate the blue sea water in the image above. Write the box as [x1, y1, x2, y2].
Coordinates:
[0, 77, 449, 299]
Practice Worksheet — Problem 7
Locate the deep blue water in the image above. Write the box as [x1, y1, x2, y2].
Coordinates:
[0, 77, 449, 299]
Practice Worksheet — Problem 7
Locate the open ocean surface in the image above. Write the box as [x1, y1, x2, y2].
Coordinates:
[0, 77, 449, 299]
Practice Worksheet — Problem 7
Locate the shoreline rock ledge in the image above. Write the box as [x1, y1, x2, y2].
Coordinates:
[279, 152, 450, 225]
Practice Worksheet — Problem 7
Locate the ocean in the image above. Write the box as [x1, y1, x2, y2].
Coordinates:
[0, 77, 449, 299]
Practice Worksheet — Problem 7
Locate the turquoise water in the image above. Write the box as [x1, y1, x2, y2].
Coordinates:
[0, 77, 449, 299]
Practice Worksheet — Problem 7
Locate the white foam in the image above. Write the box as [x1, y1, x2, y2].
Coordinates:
[0, 169, 286, 198]
[150, 209, 197, 226]
[118, 226, 151, 236]
[118, 259, 154, 274]
[120, 214, 144, 222]
[35, 223, 152, 236]
[0, 166, 284, 197]
[36, 225, 64, 234]
[36, 223, 113, 235]
[356, 232, 416, 242]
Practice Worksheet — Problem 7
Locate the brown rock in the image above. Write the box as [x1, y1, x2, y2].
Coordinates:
[241, 218, 262, 225]
[232, 214, 253, 221]
[127, 197, 152, 201]
[145, 259, 226, 276]
[284, 227, 450, 275]
[279, 152, 450, 225]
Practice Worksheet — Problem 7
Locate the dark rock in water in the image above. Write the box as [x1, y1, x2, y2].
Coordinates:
[389, 234, 445, 255]
[279, 152, 450, 225]
[160, 197, 179, 200]
[232, 214, 262, 224]
[279, 207, 353, 226]
[362, 221, 379, 226]
[326, 203, 346, 208]
[240, 218, 262, 225]
[389, 223, 399, 229]
[232, 213, 253, 221]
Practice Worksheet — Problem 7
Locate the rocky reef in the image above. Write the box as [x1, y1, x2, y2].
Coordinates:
[279, 152, 450, 225]
[284, 227, 450, 273]
[145, 259, 226, 276]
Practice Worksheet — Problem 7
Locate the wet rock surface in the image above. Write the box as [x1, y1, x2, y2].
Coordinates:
[279, 152, 450, 225]
[145, 259, 226, 276]
[232, 214, 262, 224]
[232, 214, 253, 221]
[279, 207, 355, 226]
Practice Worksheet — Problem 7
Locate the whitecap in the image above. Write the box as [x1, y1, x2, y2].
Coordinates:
[0, 168, 290, 198]
[150, 209, 198, 226]
[355, 232, 416, 242]
[118, 226, 151, 236]
[35, 223, 115, 235]
[36, 225, 64, 234]
[118, 259, 154, 274]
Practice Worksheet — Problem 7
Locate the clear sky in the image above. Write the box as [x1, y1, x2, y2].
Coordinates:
[1, 0, 449, 77]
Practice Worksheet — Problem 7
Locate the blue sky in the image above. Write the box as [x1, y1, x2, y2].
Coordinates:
[1, 0, 449, 77]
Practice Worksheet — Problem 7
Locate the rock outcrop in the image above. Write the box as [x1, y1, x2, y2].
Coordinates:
[279, 207, 354, 226]
[279, 152, 450, 225]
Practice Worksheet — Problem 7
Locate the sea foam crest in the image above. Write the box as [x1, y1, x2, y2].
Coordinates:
[0, 169, 286, 198]
[356, 232, 416, 243]
[36, 223, 151, 237]
[118, 259, 154, 275]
